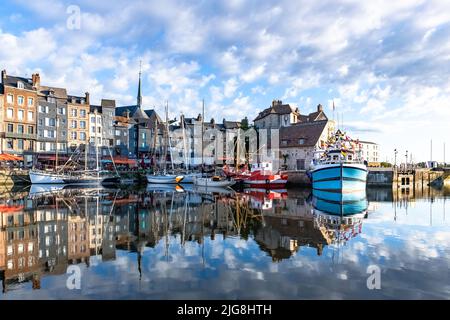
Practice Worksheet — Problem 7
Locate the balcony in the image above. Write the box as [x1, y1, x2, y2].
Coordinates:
[5, 132, 36, 140]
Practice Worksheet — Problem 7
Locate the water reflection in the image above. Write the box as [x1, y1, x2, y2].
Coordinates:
[0, 185, 448, 299]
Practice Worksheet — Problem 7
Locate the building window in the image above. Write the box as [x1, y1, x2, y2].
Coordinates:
[98, 127, 101, 133]
[80, 109, 86, 118]
[40, 142, 45, 151]
[17, 139, 24, 150]
[7, 94, 13, 104]
[71, 120, 77, 129]
[18, 125, 24, 134]
[18, 109, 24, 120]
[71, 132, 77, 140]
[281, 140, 288, 146]
[80, 120, 86, 129]
[91, 126, 95, 133]
[28, 97, 34, 107]
[116, 139, 121, 146]
[58, 107, 65, 115]
[7, 108, 13, 118]
[7, 123, 13, 133]
[80, 132, 86, 141]
[28, 126, 34, 134]
[27, 111, 33, 121]
[115, 130, 120, 136]
[17, 96, 24, 105]
[91, 116, 95, 123]
[97, 118, 101, 124]
[299, 138, 305, 145]
[38, 129, 43, 137]
[71, 109, 77, 117]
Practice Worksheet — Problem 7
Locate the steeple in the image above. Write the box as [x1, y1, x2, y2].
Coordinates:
[137, 60, 142, 108]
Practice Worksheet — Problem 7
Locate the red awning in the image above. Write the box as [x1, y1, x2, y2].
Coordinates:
[37, 155, 69, 161]
[102, 156, 137, 165]
[0, 154, 23, 161]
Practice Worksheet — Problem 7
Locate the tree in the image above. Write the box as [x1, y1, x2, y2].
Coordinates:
[241, 117, 249, 130]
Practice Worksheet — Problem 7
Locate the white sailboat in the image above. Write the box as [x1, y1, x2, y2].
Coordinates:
[192, 99, 235, 189]
[30, 112, 118, 185]
[147, 101, 184, 184]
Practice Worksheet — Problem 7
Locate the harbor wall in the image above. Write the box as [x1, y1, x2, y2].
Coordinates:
[282, 170, 311, 186]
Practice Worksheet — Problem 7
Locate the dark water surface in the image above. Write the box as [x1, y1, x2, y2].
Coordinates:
[0, 184, 449, 299]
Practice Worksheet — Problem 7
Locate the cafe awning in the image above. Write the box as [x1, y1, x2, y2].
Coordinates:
[101, 157, 137, 165]
[0, 153, 23, 161]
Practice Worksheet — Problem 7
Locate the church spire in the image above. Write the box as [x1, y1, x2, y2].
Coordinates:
[137, 60, 142, 108]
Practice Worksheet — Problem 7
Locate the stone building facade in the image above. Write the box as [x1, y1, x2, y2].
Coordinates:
[0, 70, 38, 163]
[36, 86, 68, 156]
[67, 93, 90, 152]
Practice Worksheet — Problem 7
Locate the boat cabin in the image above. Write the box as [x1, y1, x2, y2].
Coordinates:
[312, 149, 360, 165]
[251, 162, 273, 174]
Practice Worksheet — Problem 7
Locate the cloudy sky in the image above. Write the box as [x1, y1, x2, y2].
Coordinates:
[0, 0, 449, 162]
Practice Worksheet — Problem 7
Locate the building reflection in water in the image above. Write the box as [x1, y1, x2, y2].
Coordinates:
[2, 183, 430, 293]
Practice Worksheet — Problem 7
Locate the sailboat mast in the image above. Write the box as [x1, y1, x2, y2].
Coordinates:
[181, 114, 189, 171]
[164, 101, 169, 174]
[95, 111, 99, 175]
[55, 112, 59, 171]
[201, 99, 204, 171]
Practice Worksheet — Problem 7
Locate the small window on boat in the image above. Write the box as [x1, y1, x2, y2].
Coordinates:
[333, 155, 339, 161]
[348, 155, 353, 161]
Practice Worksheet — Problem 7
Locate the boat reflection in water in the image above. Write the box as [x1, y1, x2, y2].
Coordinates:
[0, 186, 367, 297]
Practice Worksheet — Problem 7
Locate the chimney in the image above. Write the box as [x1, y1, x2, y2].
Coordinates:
[31, 73, 40, 88]
[210, 118, 215, 125]
[1, 70, 6, 84]
[317, 104, 323, 112]
[85, 92, 90, 105]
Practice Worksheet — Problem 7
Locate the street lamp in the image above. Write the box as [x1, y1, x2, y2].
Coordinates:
[405, 150, 408, 170]
[394, 149, 398, 168]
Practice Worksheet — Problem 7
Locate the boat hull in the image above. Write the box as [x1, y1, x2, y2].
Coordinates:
[29, 171, 104, 185]
[242, 172, 288, 189]
[147, 174, 184, 184]
[193, 177, 235, 188]
[179, 172, 202, 184]
[310, 163, 367, 192]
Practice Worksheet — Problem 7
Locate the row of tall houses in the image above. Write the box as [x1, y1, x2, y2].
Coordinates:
[0, 68, 378, 169]
[0, 70, 171, 167]
[0, 69, 246, 167]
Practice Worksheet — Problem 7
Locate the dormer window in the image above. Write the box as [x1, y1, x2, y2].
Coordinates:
[298, 138, 305, 145]
[17, 81, 24, 89]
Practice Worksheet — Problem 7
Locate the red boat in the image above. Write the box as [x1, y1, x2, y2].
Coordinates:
[223, 162, 288, 189]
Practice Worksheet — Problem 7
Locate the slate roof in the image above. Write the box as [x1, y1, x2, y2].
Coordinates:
[115, 105, 162, 123]
[279, 120, 328, 148]
[2, 75, 35, 90]
[254, 103, 299, 121]
[38, 86, 67, 100]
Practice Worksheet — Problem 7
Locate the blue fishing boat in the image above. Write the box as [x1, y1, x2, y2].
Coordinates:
[312, 190, 368, 216]
[309, 130, 368, 193]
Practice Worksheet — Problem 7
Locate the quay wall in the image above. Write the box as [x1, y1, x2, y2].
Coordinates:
[282, 170, 311, 186]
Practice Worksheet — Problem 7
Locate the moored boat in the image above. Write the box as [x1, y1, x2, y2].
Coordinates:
[147, 174, 184, 184]
[309, 130, 367, 193]
[29, 169, 105, 185]
[193, 175, 235, 188]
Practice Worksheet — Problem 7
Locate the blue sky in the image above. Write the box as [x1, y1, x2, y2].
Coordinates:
[0, 0, 449, 162]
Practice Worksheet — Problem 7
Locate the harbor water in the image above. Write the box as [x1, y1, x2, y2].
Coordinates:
[0, 185, 449, 299]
